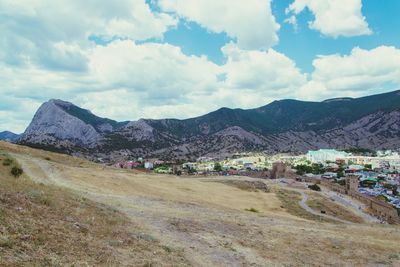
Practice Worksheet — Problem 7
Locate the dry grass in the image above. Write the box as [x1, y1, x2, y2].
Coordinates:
[1, 141, 400, 266]
[307, 193, 365, 223]
[0, 150, 189, 266]
[210, 179, 270, 193]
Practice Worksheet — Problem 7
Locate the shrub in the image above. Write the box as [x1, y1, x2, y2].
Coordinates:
[245, 208, 259, 213]
[308, 184, 321, 191]
[11, 166, 23, 178]
[2, 158, 13, 166]
[28, 191, 51, 206]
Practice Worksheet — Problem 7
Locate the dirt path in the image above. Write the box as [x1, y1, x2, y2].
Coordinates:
[273, 179, 378, 224]
[298, 191, 352, 224]
[320, 188, 380, 223]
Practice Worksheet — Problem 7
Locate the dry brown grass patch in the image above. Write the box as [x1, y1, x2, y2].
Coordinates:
[0, 151, 189, 266]
[306, 193, 364, 223]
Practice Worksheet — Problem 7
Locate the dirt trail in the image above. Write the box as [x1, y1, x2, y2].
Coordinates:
[9, 151, 400, 267]
[320, 188, 380, 223]
[298, 191, 352, 224]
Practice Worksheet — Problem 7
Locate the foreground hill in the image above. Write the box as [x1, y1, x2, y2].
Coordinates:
[0, 142, 187, 266]
[1, 141, 399, 266]
[19, 90, 400, 161]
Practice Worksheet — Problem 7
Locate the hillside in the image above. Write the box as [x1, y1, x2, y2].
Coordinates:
[0, 131, 20, 142]
[1, 141, 400, 266]
[18, 90, 400, 161]
[0, 143, 187, 266]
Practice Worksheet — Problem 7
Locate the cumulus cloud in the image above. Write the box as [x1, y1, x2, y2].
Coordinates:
[158, 0, 280, 50]
[284, 16, 299, 32]
[0, 0, 176, 70]
[78, 42, 307, 119]
[89, 40, 219, 102]
[0, 39, 307, 131]
[299, 46, 400, 99]
[286, 0, 372, 37]
[221, 43, 306, 98]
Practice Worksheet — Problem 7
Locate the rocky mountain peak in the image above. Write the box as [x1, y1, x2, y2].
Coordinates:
[19, 99, 102, 146]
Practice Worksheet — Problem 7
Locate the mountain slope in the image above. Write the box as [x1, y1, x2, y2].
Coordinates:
[0, 131, 20, 142]
[19, 99, 128, 149]
[18, 90, 400, 160]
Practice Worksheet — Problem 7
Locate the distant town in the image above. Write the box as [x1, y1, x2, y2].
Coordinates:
[114, 148, 400, 223]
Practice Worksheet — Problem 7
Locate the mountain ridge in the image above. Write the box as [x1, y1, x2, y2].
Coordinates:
[18, 90, 400, 161]
[0, 131, 20, 142]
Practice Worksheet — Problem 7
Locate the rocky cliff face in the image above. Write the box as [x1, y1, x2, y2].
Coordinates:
[19, 99, 120, 148]
[18, 90, 400, 161]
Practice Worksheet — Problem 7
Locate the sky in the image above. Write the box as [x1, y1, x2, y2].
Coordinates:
[1, 0, 400, 133]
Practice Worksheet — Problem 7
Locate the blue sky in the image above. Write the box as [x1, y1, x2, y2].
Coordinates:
[159, 0, 400, 72]
[1, 0, 400, 133]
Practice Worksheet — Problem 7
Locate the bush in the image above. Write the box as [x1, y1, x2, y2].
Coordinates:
[2, 158, 13, 166]
[11, 166, 23, 178]
[308, 184, 321, 191]
[245, 207, 259, 213]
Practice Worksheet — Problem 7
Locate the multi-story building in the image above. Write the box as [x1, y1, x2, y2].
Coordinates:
[306, 149, 350, 163]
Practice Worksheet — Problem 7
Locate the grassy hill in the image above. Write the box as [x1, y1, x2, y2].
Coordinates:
[1, 141, 400, 266]
[0, 148, 187, 266]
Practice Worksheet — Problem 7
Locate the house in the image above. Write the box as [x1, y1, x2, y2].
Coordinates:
[183, 162, 197, 170]
[325, 163, 339, 172]
[243, 162, 254, 170]
[346, 164, 364, 173]
[126, 161, 140, 169]
[322, 172, 337, 179]
[144, 161, 154, 170]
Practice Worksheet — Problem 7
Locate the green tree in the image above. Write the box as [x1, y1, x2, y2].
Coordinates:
[214, 162, 222, 172]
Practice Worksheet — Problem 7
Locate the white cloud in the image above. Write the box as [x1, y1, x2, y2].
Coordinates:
[0, 39, 307, 131]
[284, 16, 298, 32]
[0, 0, 176, 70]
[299, 46, 400, 99]
[221, 43, 307, 101]
[89, 40, 219, 100]
[286, 0, 372, 37]
[158, 0, 280, 50]
[81, 42, 306, 119]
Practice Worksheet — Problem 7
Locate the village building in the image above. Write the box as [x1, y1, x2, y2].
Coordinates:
[306, 149, 350, 163]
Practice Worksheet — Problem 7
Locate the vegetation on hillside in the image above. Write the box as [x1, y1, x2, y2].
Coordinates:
[59, 103, 128, 131]
[295, 163, 325, 175]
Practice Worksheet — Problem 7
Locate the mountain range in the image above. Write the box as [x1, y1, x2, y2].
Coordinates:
[17, 90, 400, 162]
[0, 131, 20, 142]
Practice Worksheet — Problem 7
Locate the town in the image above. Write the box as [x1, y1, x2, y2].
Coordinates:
[115, 148, 400, 223]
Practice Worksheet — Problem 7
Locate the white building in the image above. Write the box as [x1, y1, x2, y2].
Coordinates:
[144, 161, 154, 170]
[306, 149, 350, 163]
